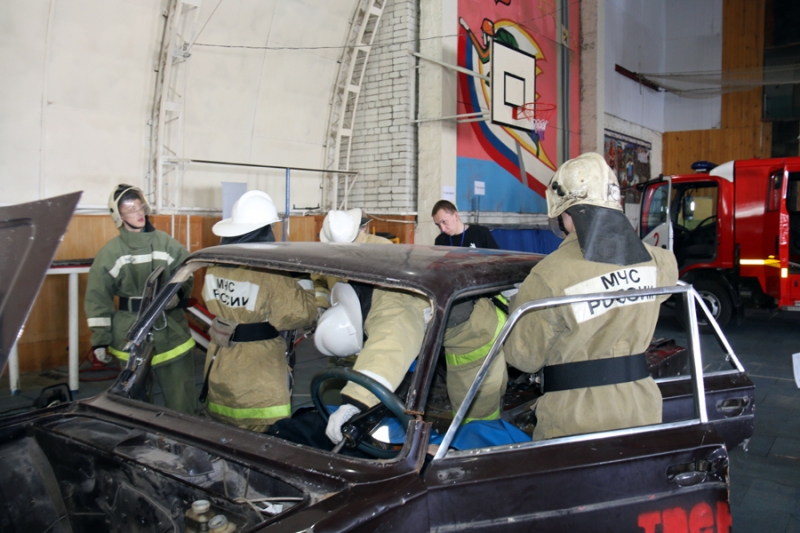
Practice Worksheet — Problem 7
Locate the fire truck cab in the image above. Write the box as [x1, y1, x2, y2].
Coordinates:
[639, 157, 800, 328]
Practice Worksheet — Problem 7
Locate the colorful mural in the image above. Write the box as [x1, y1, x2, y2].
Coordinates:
[456, 0, 581, 213]
[604, 129, 652, 204]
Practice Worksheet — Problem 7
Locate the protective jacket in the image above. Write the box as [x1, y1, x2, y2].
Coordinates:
[312, 232, 393, 308]
[85, 227, 195, 366]
[443, 297, 507, 421]
[505, 232, 678, 440]
[203, 266, 316, 432]
[341, 288, 430, 409]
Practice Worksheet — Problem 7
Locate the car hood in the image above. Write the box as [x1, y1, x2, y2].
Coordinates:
[0, 192, 81, 370]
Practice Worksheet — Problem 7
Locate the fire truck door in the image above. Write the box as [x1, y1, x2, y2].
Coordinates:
[762, 166, 790, 301]
[640, 178, 672, 250]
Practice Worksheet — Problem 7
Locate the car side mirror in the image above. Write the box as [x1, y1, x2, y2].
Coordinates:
[683, 195, 695, 221]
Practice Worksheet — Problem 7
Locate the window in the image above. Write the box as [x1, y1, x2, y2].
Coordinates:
[767, 171, 784, 212]
[640, 182, 670, 237]
[675, 184, 718, 231]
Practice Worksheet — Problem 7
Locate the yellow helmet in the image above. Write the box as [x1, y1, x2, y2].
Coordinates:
[546, 152, 622, 218]
[108, 184, 151, 228]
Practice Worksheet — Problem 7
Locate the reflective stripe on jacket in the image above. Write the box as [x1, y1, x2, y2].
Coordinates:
[84, 227, 194, 367]
[444, 298, 508, 422]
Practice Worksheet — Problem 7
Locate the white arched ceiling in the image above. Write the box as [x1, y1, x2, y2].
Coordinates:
[0, 0, 360, 211]
[178, 0, 357, 211]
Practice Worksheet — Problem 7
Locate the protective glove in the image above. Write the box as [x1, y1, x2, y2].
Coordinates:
[325, 403, 361, 444]
[296, 279, 314, 291]
[501, 283, 522, 300]
[165, 294, 180, 310]
[93, 346, 112, 364]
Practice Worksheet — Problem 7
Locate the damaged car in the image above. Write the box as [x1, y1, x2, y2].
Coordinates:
[0, 193, 753, 532]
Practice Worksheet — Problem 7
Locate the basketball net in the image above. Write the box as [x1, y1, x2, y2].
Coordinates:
[512, 103, 555, 139]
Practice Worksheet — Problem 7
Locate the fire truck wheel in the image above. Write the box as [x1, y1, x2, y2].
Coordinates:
[679, 280, 732, 331]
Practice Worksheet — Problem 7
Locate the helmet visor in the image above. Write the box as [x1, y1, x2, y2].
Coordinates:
[548, 216, 567, 240]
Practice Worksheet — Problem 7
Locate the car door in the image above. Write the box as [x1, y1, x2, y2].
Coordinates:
[762, 165, 790, 303]
[639, 177, 672, 251]
[423, 285, 744, 533]
[425, 425, 730, 533]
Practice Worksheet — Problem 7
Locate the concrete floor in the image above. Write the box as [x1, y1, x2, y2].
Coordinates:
[654, 306, 800, 533]
[2, 308, 799, 532]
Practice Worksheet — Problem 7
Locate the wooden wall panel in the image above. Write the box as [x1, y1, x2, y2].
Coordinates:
[662, 0, 770, 175]
[367, 215, 417, 244]
[9, 212, 420, 375]
[53, 215, 118, 261]
[663, 125, 772, 175]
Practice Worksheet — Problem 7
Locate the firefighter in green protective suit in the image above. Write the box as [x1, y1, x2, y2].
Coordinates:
[85, 184, 196, 414]
[202, 191, 317, 432]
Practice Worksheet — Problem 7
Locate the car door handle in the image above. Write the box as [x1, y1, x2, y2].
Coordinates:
[674, 471, 706, 487]
[667, 448, 728, 487]
[716, 396, 750, 417]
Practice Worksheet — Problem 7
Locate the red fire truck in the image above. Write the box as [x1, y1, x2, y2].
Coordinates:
[639, 157, 800, 328]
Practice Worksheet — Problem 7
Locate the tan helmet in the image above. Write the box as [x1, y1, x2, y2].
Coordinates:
[314, 283, 364, 357]
[108, 184, 151, 228]
[212, 190, 280, 237]
[319, 208, 362, 243]
[546, 152, 622, 218]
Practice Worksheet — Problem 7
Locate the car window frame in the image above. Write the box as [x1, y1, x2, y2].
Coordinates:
[433, 282, 740, 460]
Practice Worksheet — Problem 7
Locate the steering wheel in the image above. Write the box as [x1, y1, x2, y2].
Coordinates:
[690, 215, 717, 233]
[311, 367, 413, 458]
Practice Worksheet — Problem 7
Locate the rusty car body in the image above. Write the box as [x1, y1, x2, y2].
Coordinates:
[0, 194, 753, 532]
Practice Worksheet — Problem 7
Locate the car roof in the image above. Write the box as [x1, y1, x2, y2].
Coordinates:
[187, 242, 542, 302]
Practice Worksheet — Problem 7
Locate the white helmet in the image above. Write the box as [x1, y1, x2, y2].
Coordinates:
[213, 190, 280, 237]
[319, 208, 362, 243]
[314, 283, 363, 357]
[108, 184, 151, 228]
[546, 152, 622, 218]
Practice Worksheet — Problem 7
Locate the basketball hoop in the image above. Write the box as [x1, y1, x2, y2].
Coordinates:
[512, 102, 556, 138]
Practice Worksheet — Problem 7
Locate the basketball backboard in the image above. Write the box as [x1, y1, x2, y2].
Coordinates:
[490, 40, 537, 131]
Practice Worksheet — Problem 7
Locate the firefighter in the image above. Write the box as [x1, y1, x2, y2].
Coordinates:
[202, 190, 317, 432]
[315, 292, 507, 432]
[85, 184, 196, 414]
[314, 282, 430, 445]
[313, 208, 392, 310]
[505, 152, 678, 440]
[442, 295, 508, 422]
[430, 207, 508, 423]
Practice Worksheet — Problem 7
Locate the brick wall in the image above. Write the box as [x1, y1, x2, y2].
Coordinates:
[343, 0, 419, 213]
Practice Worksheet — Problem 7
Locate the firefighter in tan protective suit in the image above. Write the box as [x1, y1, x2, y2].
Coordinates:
[315, 283, 507, 442]
[505, 152, 678, 440]
[312, 208, 392, 309]
[314, 282, 430, 445]
[202, 191, 317, 432]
